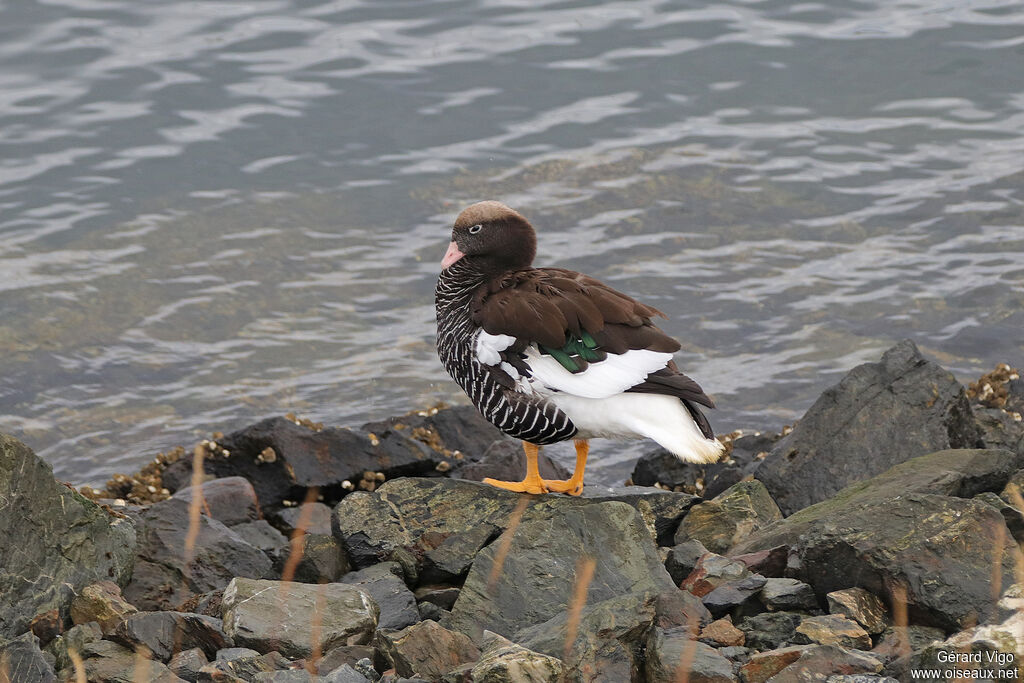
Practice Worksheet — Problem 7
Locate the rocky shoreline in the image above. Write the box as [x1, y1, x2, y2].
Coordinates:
[1, 339, 1022, 682]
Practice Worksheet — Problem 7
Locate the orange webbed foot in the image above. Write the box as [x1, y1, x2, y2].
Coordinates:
[543, 478, 584, 496]
[482, 476, 549, 495]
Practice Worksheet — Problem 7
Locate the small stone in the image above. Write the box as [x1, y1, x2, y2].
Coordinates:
[674, 480, 783, 554]
[321, 663, 373, 683]
[740, 646, 809, 683]
[273, 533, 349, 583]
[469, 631, 562, 683]
[645, 627, 736, 682]
[765, 645, 882, 682]
[374, 620, 479, 680]
[70, 580, 138, 634]
[794, 615, 872, 650]
[680, 553, 750, 597]
[700, 617, 745, 647]
[271, 502, 334, 536]
[738, 611, 803, 650]
[231, 520, 288, 552]
[701, 574, 767, 619]
[168, 647, 208, 682]
[44, 621, 102, 672]
[826, 588, 889, 635]
[413, 585, 460, 612]
[340, 563, 419, 631]
[315, 645, 375, 676]
[760, 578, 818, 612]
[664, 540, 709, 585]
[111, 610, 229, 662]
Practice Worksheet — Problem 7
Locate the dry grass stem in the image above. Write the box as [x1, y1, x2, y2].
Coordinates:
[131, 646, 152, 683]
[279, 487, 321, 597]
[67, 648, 87, 683]
[562, 556, 596, 664]
[308, 580, 328, 673]
[890, 582, 909, 659]
[487, 496, 530, 593]
[183, 443, 207, 570]
[672, 609, 702, 683]
[991, 521, 1006, 603]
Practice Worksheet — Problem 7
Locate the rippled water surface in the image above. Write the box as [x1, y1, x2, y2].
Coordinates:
[2, 0, 1023, 486]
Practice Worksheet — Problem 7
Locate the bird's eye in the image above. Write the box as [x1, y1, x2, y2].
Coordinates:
[468, 224, 482, 234]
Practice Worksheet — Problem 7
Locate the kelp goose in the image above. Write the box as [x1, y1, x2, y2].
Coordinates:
[435, 201, 724, 495]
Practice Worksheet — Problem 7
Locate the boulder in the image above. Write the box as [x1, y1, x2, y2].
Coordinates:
[680, 553, 750, 598]
[70, 581, 138, 634]
[756, 340, 985, 514]
[0, 632, 56, 683]
[974, 407, 1024, 456]
[124, 497, 272, 610]
[171, 477, 261, 527]
[444, 501, 675, 640]
[644, 628, 736, 683]
[674, 480, 782, 554]
[111, 611, 229, 662]
[0, 433, 136, 638]
[230, 520, 288, 553]
[699, 617, 745, 648]
[45, 621, 102, 673]
[362, 404, 508, 462]
[213, 650, 290, 680]
[793, 615, 872, 650]
[665, 540, 709, 585]
[74, 639, 185, 682]
[826, 588, 888, 635]
[272, 533, 349, 583]
[762, 645, 882, 682]
[468, 631, 562, 683]
[701, 574, 767, 620]
[331, 478, 698, 570]
[739, 646, 808, 683]
[374, 620, 479, 679]
[167, 647, 208, 682]
[738, 612, 803, 650]
[269, 503, 334, 536]
[732, 450, 1024, 631]
[221, 578, 378, 659]
[759, 578, 818, 612]
[341, 563, 419, 631]
[419, 522, 502, 585]
[163, 416, 443, 507]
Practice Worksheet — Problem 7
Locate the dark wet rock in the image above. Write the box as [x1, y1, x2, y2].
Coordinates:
[645, 628, 736, 683]
[316, 645, 376, 677]
[70, 580, 138, 634]
[0, 632, 56, 683]
[45, 621, 102, 673]
[171, 477, 261, 527]
[975, 407, 1024, 456]
[340, 564, 419, 631]
[701, 574, 767, 620]
[111, 611, 229, 662]
[455, 439, 569, 484]
[269, 503, 334, 536]
[793, 615, 871, 650]
[332, 477, 697, 570]
[738, 612, 803, 650]
[515, 592, 660, 683]
[467, 631, 562, 682]
[416, 601, 448, 623]
[760, 578, 818, 612]
[272, 533, 349, 583]
[680, 553, 750, 598]
[176, 590, 224, 619]
[0, 432, 136, 639]
[730, 546, 789, 579]
[165, 416, 443, 508]
[739, 646, 809, 683]
[756, 340, 986, 514]
[418, 522, 502, 585]
[871, 625, 945, 681]
[214, 647, 261, 663]
[363, 404, 508, 463]
[221, 578, 378, 658]
[674, 480, 782, 554]
[826, 588, 888, 635]
[665, 540, 709, 585]
[230, 520, 288, 553]
[374, 620, 479, 680]
[414, 586, 460, 612]
[444, 500, 674, 640]
[124, 497, 272, 610]
[975, 491, 1024, 542]
[699, 617, 745, 648]
[764, 645, 882, 682]
[654, 589, 713, 632]
[75, 639, 185, 682]
[732, 449, 1024, 631]
[168, 647, 208, 682]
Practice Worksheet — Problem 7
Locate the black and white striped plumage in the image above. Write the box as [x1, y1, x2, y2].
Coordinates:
[434, 201, 724, 476]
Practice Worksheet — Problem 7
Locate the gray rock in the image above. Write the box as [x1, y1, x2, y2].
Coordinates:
[45, 621, 102, 672]
[252, 672, 316, 683]
[414, 586, 460, 612]
[975, 407, 1024, 457]
[445, 501, 675, 641]
[764, 645, 882, 682]
[419, 522, 501, 584]
[756, 340, 985, 514]
[826, 588, 889, 635]
[739, 646, 810, 683]
[975, 491, 1024, 542]
[733, 449, 1024, 631]
[455, 439, 569, 485]
[124, 497, 272, 610]
[70, 580, 138, 634]
[272, 533, 349, 583]
[221, 578, 378, 659]
[321, 664, 372, 683]
[0, 432, 136, 639]
[111, 611, 229, 662]
[168, 647, 208, 682]
[760, 578, 818, 612]
[645, 628, 735, 683]
[664, 540, 709, 585]
[793, 615, 872, 650]
[171, 477, 261, 527]
[331, 478, 698, 569]
[738, 612, 803, 650]
[468, 631, 562, 683]
[673, 480, 782, 554]
[374, 620, 479, 679]
[270, 502, 334, 536]
[679, 552, 751, 597]
[226, 520, 288, 553]
[0, 632, 56, 683]
[75, 639, 186, 682]
[315, 645, 375, 676]
[217, 651, 291, 679]
[214, 647, 261, 663]
[701, 574, 767, 619]
[341, 564, 419, 631]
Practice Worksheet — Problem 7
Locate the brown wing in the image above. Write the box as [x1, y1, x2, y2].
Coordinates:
[470, 267, 681, 353]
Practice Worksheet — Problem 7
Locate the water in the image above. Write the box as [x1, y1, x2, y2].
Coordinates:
[1, 0, 1023, 487]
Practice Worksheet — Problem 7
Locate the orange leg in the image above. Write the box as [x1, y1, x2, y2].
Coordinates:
[483, 442, 548, 494]
[544, 439, 588, 496]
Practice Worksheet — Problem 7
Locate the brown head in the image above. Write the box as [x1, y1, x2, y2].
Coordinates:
[441, 201, 537, 275]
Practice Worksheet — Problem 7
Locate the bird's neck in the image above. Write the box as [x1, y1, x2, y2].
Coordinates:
[435, 260, 487, 318]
